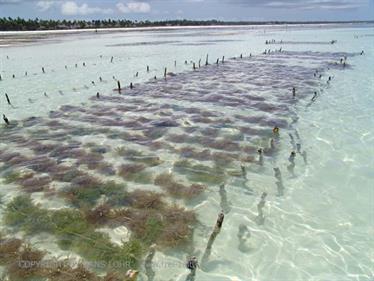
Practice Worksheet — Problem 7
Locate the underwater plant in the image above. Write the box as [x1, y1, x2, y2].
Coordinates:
[77, 152, 104, 170]
[211, 151, 237, 166]
[158, 205, 197, 247]
[62, 184, 103, 208]
[128, 190, 165, 210]
[61, 178, 126, 208]
[4, 195, 55, 235]
[2, 170, 31, 184]
[31, 142, 59, 155]
[102, 272, 125, 281]
[0, 152, 21, 162]
[142, 128, 167, 140]
[115, 147, 163, 167]
[7, 244, 46, 281]
[118, 163, 152, 183]
[173, 160, 226, 185]
[8, 155, 30, 166]
[203, 138, 241, 151]
[97, 162, 116, 176]
[50, 166, 85, 182]
[27, 156, 58, 173]
[44, 260, 101, 281]
[19, 175, 52, 192]
[114, 146, 126, 156]
[154, 173, 206, 199]
[177, 146, 212, 161]
[0, 235, 22, 265]
[200, 127, 220, 138]
[84, 203, 112, 225]
[51, 209, 142, 270]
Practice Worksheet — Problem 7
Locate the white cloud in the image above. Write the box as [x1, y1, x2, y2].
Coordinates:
[116, 2, 151, 13]
[36, 0, 55, 11]
[0, 0, 22, 3]
[61, 1, 113, 16]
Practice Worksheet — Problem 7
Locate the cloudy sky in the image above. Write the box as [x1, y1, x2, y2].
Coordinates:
[0, 0, 373, 21]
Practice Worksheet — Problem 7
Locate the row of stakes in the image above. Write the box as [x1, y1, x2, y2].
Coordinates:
[2, 50, 338, 127]
[3, 52, 247, 125]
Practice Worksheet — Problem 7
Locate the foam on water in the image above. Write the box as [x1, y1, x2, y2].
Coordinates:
[0, 24, 373, 281]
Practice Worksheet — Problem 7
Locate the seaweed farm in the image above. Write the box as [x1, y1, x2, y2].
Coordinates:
[0, 25, 374, 281]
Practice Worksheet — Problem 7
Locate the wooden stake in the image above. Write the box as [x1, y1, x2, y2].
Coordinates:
[144, 244, 156, 281]
[201, 212, 224, 269]
[5, 93, 11, 105]
[3, 114, 9, 125]
[117, 81, 121, 93]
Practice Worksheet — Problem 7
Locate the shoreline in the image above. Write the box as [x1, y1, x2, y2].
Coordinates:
[1, 21, 373, 36]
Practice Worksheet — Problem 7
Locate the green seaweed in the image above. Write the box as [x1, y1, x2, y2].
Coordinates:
[154, 173, 206, 199]
[111, 200, 197, 247]
[3, 198, 143, 274]
[2, 170, 33, 184]
[3, 171, 22, 184]
[4, 195, 54, 235]
[174, 160, 226, 185]
[51, 209, 91, 249]
[114, 147, 162, 167]
[142, 217, 164, 245]
[118, 164, 153, 184]
[62, 180, 127, 208]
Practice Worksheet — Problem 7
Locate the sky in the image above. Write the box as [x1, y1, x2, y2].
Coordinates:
[0, 0, 373, 21]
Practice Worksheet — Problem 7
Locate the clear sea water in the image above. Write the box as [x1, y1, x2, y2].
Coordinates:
[0, 24, 373, 281]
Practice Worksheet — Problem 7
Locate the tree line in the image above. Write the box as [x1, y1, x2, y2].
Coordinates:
[0, 17, 371, 31]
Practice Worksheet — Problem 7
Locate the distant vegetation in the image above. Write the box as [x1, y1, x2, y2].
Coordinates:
[0, 17, 372, 31]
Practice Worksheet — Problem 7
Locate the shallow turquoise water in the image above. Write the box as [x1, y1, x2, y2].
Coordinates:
[0, 24, 373, 281]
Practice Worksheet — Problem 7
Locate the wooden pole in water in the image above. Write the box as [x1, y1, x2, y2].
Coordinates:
[256, 192, 267, 225]
[5, 93, 11, 105]
[185, 256, 198, 281]
[144, 244, 156, 281]
[201, 212, 224, 269]
[164, 67, 167, 80]
[222, 56, 225, 63]
[117, 81, 121, 93]
[219, 184, 231, 213]
[205, 54, 209, 66]
[3, 114, 9, 125]
[193, 62, 196, 70]
[147, 65, 150, 72]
